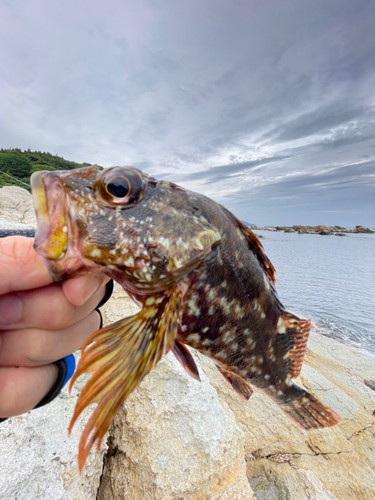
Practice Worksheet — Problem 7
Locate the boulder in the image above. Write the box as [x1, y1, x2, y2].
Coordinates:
[0, 186, 36, 227]
[1, 282, 374, 499]
[99, 287, 375, 500]
[352, 226, 374, 234]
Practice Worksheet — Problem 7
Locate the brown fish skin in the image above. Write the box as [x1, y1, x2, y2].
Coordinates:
[31, 166, 342, 471]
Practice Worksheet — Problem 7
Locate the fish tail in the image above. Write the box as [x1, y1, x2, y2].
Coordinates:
[273, 382, 342, 430]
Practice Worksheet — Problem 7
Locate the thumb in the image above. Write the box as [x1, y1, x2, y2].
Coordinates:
[0, 237, 53, 295]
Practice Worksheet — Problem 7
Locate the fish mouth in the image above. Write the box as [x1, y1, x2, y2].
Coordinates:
[31, 171, 68, 262]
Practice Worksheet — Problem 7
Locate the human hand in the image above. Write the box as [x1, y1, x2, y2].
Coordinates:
[0, 236, 110, 418]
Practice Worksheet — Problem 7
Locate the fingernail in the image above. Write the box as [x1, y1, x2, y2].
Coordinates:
[0, 295, 23, 326]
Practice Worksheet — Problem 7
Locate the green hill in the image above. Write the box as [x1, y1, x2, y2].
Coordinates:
[0, 148, 93, 191]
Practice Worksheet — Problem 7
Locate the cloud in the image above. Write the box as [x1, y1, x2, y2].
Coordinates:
[180, 156, 291, 183]
[0, 0, 374, 226]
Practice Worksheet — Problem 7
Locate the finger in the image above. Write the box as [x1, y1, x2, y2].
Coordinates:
[0, 281, 107, 331]
[0, 364, 59, 417]
[0, 310, 101, 367]
[62, 274, 111, 307]
[0, 237, 52, 295]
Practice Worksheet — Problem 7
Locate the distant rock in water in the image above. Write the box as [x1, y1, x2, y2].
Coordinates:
[241, 220, 256, 227]
[272, 225, 374, 235]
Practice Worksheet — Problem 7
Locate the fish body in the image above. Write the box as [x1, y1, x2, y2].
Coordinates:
[31, 166, 341, 470]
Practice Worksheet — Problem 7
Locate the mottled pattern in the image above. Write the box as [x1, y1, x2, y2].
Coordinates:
[31, 165, 342, 470]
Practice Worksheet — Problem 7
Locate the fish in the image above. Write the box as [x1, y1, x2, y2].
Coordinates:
[31, 165, 342, 471]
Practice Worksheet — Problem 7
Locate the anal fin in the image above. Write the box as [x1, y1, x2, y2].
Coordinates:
[172, 340, 200, 381]
[217, 366, 253, 400]
[68, 286, 182, 472]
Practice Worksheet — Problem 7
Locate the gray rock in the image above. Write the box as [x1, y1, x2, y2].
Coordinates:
[0, 186, 36, 227]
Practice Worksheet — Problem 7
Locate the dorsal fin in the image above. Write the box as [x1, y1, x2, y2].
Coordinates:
[281, 312, 311, 378]
[220, 206, 276, 284]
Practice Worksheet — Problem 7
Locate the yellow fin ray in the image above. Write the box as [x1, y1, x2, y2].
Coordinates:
[68, 286, 182, 472]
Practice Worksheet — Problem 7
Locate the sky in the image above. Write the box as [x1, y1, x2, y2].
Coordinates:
[1, 0, 374, 227]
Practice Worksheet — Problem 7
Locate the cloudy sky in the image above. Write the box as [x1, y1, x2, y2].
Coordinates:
[1, 0, 374, 226]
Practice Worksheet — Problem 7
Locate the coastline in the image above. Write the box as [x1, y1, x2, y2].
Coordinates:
[252, 224, 374, 235]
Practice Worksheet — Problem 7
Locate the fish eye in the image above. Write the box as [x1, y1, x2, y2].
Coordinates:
[105, 176, 130, 198]
[96, 167, 145, 207]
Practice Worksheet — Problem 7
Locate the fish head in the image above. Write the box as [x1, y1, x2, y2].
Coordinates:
[31, 166, 221, 292]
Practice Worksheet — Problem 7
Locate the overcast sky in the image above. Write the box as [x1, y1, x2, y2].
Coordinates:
[1, 0, 374, 226]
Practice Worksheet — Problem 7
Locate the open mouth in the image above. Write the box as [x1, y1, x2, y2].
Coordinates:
[31, 171, 68, 261]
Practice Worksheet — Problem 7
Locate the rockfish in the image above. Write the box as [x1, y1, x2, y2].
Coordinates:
[31, 166, 342, 470]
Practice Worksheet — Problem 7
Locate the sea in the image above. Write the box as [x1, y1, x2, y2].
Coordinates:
[255, 230, 375, 358]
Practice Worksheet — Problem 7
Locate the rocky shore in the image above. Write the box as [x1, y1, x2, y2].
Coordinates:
[1, 185, 374, 499]
[254, 225, 374, 236]
[0, 283, 374, 500]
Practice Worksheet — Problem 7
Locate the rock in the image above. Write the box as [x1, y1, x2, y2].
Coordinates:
[0, 371, 107, 500]
[334, 232, 347, 236]
[98, 285, 255, 500]
[97, 287, 375, 500]
[97, 352, 254, 500]
[1, 276, 374, 498]
[319, 229, 331, 235]
[284, 228, 294, 233]
[364, 380, 375, 391]
[201, 333, 375, 500]
[352, 226, 374, 234]
[0, 186, 36, 227]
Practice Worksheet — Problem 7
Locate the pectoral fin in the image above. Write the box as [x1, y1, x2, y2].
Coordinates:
[68, 286, 182, 472]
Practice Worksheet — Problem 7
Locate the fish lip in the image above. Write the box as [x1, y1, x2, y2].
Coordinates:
[31, 171, 68, 261]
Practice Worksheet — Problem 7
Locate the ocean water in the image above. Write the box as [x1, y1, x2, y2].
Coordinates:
[255, 230, 375, 356]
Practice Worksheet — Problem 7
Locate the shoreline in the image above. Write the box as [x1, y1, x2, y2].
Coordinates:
[252, 224, 374, 235]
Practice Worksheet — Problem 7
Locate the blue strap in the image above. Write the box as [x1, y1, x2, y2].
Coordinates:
[61, 354, 76, 391]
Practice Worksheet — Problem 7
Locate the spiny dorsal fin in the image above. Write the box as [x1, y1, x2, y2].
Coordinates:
[282, 312, 311, 378]
[220, 206, 276, 284]
[172, 340, 201, 381]
[68, 286, 182, 472]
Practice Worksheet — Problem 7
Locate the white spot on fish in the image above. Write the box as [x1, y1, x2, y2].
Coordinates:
[264, 275, 270, 291]
[187, 333, 200, 343]
[277, 317, 286, 334]
[124, 256, 134, 267]
[90, 249, 102, 258]
[188, 294, 200, 316]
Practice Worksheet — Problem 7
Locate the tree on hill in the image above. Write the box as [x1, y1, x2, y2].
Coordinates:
[0, 148, 94, 191]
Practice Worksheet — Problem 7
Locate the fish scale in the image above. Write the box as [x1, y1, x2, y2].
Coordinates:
[31, 165, 342, 471]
